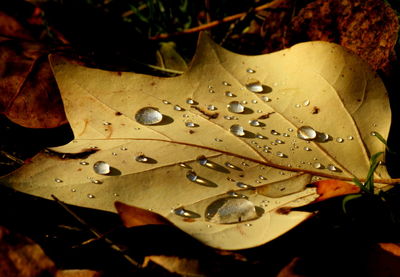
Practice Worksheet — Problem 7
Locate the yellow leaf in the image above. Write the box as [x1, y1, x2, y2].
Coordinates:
[0, 33, 393, 250]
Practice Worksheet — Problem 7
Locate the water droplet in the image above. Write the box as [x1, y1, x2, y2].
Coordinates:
[241, 100, 248, 104]
[162, 100, 170, 104]
[288, 128, 294, 132]
[71, 188, 76, 192]
[249, 120, 261, 127]
[251, 99, 258, 104]
[173, 207, 200, 218]
[174, 105, 183, 111]
[222, 81, 231, 86]
[79, 161, 89, 165]
[185, 121, 197, 128]
[113, 193, 119, 197]
[313, 162, 323, 169]
[336, 137, 344, 143]
[227, 101, 244, 113]
[214, 138, 223, 142]
[186, 98, 195, 104]
[135, 107, 163, 125]
[348, 136, 354, 140]
[112, 152, 117, 156]
[303, 99, 310, 106]
[275, 139, 284, 144]
[241, 162, 249, 166]
[87, 194, 95, 199]
[295, 104, 301, 108]
[93, 161, 110, 175]
[236, 182, 250, 189]
[91, 179, 103, 184]
[276, 151, 285, 158]
[304, 147, 311, 151]
[205, 197, 260, 224]
[246, 68, 256, 73]
[224, 115, 234, 120]
[135, 155, 149, 163]
[256, 134, 265, 139]
[327, 164, 338, 172]
[227, 190, 247, 198]
[103, 121, 111, 126]
[179, 163, 191, 169]
[259, 175, 266, 180]
[371, 131, 377, 136]
[317, 132, 330, 142]
[208, 85, 213, 89]
[186, 170, 198, 182]
[54, 178, 63, 183]
[225, 91, 236, 97]
[271, 130, 280, 135]
[246, 80, 263, 93]
[209, 89, 215, 93]
[297, 126, 317, 140]
[283, 133, 290, 137]
[230, 124, 245, 136]
[261, 96, 271, 102]
[207, 105, 217, 111]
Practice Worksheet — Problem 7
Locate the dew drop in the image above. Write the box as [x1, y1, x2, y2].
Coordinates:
[283, 133, 289, 137]
[135, 107, 163, 125]
[179, 163, 191, 169]
[121, 147, 128, 151]
[317, 132, 330, 142]
[103, 121, 111, 126]
[241, 100, 248, 104]
[186, 170, 198, 182]
[71, 188, 76, 192]
[295, 104, 301, 108]
[256, 134, 265, 139]
[313, 162, 323, 169]
[91, 179, 103, 184]
[275, 139, 284, 144]
[112, 152, 117, 156]
[135, 155, 149, 163]
[303, 99, 310, 106]
[261, 96, 271, 102]
[246, 80, 264, 93]
[251, 99, 258, 104]
[205, 197, 260, 224]
[209, 89, 215, 93]
[222, 81, 231, 86]
[225, 91, 236, 97]
[348, 136, 354, 140]
[54, 178, 63, 183]
[259, 175, 267, 180]
[249, 120, 261, 127]
[174, 105, 183, 111]
[336, 137, 344, 143]
[246, 68, 256, 73]
[241, 162, 249, 166]
[93, 161, 110, 175]
[230, 124, 245, 136]
[271, 130, 280, 135]
[186, 98, 195, 104]
[236, 182, 250, 189]
[297, 126, 317, 140]
[162, 100, 170, 104]
[304, 147, 311, 151]
[224, 115, 234, 120]
[207, 105, 217, 111]
[173, 207, 200, 218]
[79, 161, 89, 165]
[227, 190, 247, 198]
[185, 122, 197, 128]
[371, 131, 377, 136]
[327, 164, 338, 172]
[276, 151, 285, 158]
[288, 128, 294, 132]
[227, 101, 245, 113]
[87, 194, 95, 199]
[214, 138, 223, 142]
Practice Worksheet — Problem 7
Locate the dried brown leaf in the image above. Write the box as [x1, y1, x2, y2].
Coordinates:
[310, 179, 360, 203]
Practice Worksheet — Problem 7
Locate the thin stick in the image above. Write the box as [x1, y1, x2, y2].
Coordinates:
[150, 0, 286, 40]
[51, 195, 142, 269]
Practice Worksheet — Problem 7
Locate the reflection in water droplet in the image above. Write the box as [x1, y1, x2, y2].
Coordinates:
[271, 130, 280, 135]
[186, 170, 198, 182]
[162, 100, 170, 104]
[174, 105, 183, 111]
[87, 194, 95, 199]
[135, 155, 149, 163]
[246, 80, 264, 93]
[173, 207, 200, 218]
[93, 161, 110, 175]
[304, 147, 311, 151]
[261, 96, 271, 102]
[225, 91, 235, 97]
[297, 126, 317, 140]
[303, 100, 310, 106]
[313, 162, 323, 169]
[336, 137, 344, 143]
[327, 164, 337, 172]
[246, 68, 256, 73]
[222, 81, 231, 86]
[207, 105, 217, 111]
[80, 161, 89, 165]
[205, 197, 260, 224]
[135, 107, 163, 125]
[230, 124, 245, 136]
[186, 98, 195, 104]
[227, 101, 245, 113]
[185, 122, 197, 128]
[55, 178, 63, 183]
[249, 120, 261, 127]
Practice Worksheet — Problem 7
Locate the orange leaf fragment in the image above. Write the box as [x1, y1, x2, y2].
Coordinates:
[311, 179, 360, 202]
[115, 201, 170, 228]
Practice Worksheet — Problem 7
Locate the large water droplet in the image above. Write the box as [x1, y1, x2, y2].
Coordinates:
[249, 120, 261, 127]
[205, 197, 260, 224]
[227, 101, 245, 113]
[297, 126, 317, 140]
[246, 80, 263, 93]
[93, 161, 110, 175]
[230, 124, 245, 136]
[173, 207, 200, 218]
[135, 107, 163, 125]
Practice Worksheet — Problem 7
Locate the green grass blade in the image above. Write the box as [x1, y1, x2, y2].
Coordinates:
[342, 194, 362, 214]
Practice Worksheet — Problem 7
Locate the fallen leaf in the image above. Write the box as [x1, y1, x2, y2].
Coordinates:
[0, 33, 393, 250]
[115, 201, 171, 227]
[0, 11, 33, 40]
[309, 179, 360, 203]
[55, 269, 102, 277]
[0, 226, 56, 277]
[143, 255, 205, 277]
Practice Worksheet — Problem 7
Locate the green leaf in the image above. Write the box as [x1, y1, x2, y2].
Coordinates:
[342, 194, 363, 213]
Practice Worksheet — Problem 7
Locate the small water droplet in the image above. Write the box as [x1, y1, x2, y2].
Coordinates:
[79, 161, 89, 165]
[173, 207, 199, 218]
[317, 132, 330, 142]
[251, 99, 258, 104]
[347, 136, 354, 140]
[327, 164, 338, 172]
[55, 178, 63, 183]
[303, 99, 310, 106]
[288, 128, 294, 132]
[91, 179, 103, 184]
[227, 190, 247, 198]
[336, 137, 344, 143]
[249, 120, 261, 127]
[259, 175, 266, 180]
[112, 152, 117, 156]
[174, 105, 183, 111]
[275, 139, 284, 144]
[205, 197, 260, 224]
[304, 147, 311, 151]
[135, 107, 163, 125]
[256, 134, 265, 139]
[271, 130, 280, 135]
[261, 96, 271, 102]
[225, 162, 237, 169]
[283, 133, 289, 137]
[225, 91, 236, 97]
[71, 188, 76, 192]
[207, 105, 217, 111]
[208, 85, 213, 89]
[246, 80, 264, 93]
[227, 101, 245, 113]
[371, 131, 377, 136]
[209, 89, 215, 93]
[214, 138, 223, 142]
[185, 121, 197, 128]
[295, 104, 301, 108]
[186, 170, 198, 182]
[241, 100, 248, 104]
[224, 115, 234, 120]
[87, 194, 95, 199]
[279, 171, 285, 175]
[103, 121, 111, 126]
[246, 68, 256, 73]
[222, 81, 231, 86]
[93, 161, 110, 175]
[270, 142, 277, 145]
[241, 162, 249, 166]
[230, 124, 245, 136]
[162, 100, 170, 104]
[276, 151, 285, 158]
[186, 98, 195, 104]
[135, 155, 149, 163]
[236, 182, 250, 189]
[313, 162, 323, 169]
[179, 163, 191, 168]
[297, 126, 317, 140]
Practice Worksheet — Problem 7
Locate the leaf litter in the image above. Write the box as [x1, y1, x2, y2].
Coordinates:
[0, 33, 395, 250]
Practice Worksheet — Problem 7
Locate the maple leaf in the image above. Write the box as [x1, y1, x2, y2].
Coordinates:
[0, 33, 395, 250]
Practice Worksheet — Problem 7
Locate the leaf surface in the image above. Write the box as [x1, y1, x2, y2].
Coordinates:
[0, 33, 391, 249]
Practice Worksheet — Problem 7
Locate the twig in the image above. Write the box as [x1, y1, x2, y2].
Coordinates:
[51, 195, 142, 269]
[150, 0, 286, 40]
[0, 151, 24, 165]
